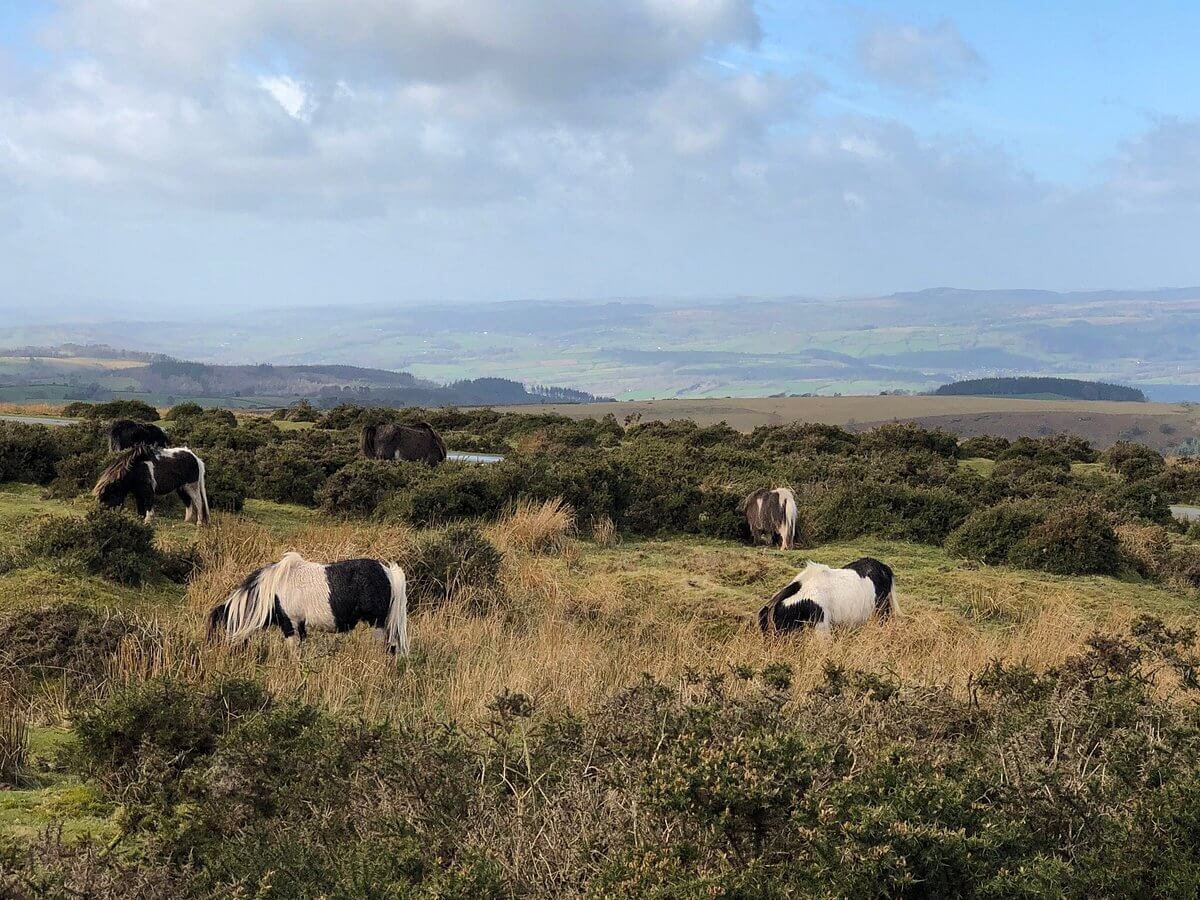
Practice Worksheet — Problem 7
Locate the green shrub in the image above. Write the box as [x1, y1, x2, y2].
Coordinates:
[695, 485, 752, 541]
[73, 677, 266, 786]
[0, 603, 132, 683]
[810, 481, 971, 544]
[1011, 503, 1120, 575]
[196, 447, 249, 512]
[1103, 480, 1172, 524]
[945, 501, 1046, 565]
[25, 510, 186, 586]
[747, 422, 860, 456]
[163, 401, 204, 421]
[1103, 441, 1166, 480]
[315, 459, 421, 516]
[405, 524, 504, 612]
[1040, 433, 1099, 462]
[997, 436, 1073, 470]
[44, 448, 108, 499]
[272, 399, 320, 422]
[957, 434, 1010, 459]
[858, 421, 959, 457]
[384, 465, 515, 526]
[61, 399, 159, 421]
[0, 422, 61, 484]
[251, 443, 327, 506]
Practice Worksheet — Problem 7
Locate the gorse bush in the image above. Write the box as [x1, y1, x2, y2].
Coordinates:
[957, 434, 1010, 459]
[1011, 502, 1120, 576]
[1103, 440, 1166, 480]
[810, 481, 971, 544]
[0, 603, 132, 684]
[945, 500, 1047, 565]
[163, 401, 204, 421]
[315, 459, 421, 516]
[16, 622, 1200, 898]
[25, 510, 190, 586]
[406, 523, 504, 612]
[61, 399, 159, 421]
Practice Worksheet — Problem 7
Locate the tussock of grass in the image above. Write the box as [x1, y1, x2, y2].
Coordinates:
[489, 497, 574, 555]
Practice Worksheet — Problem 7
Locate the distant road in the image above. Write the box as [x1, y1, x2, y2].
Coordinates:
[0, 415, 505, 464]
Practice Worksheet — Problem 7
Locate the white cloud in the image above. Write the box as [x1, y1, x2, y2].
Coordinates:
[260, 76, 312, 123]
[858, 19, 983, 97]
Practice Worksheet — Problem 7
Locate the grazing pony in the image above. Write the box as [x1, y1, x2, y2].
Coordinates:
[742, 487, 798, 550]
[207, 553, 409, 657]
[108, 419, 169, 452]
[360, 422, 447, 466]
[92, 445, 210, 525]
[758, 557, 897, 634]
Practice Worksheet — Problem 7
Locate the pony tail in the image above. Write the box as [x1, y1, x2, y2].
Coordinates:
[429, 426, 447, 463]
[383, 563, 409, 656]
[195, 454, 211, 525]
[360, 424, 377, 458]
[781, 490, 797, 550]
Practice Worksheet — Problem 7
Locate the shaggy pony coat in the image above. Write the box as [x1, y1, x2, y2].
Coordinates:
[759, 558, 897, 634]
[360, 422, 447, 466]
[742, 487, 798, 550]
[207, 552, 409, 657]
[92, 445, 210, 525]
[108, 419, 169, 452]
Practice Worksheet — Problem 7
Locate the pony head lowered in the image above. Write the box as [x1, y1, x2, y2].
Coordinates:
[91, 445, 151, 508]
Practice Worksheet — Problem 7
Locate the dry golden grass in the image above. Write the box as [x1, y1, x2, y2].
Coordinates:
[0, 403, 69, 417]
[489, 498, 574, 555]
[97, 506, 1200, 725]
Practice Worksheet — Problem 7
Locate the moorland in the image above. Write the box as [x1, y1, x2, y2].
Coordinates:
[2, 400, 1200, 896]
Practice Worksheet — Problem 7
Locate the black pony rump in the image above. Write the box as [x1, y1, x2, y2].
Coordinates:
[843, 557, 895, 617]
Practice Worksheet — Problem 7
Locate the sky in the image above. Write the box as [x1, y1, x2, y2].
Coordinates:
[1, 0, 1199, 315]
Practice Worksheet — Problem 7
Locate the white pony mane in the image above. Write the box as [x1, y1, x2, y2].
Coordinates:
[221, 551, 310, 644]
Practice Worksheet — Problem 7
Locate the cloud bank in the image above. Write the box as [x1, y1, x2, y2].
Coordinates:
[0, 2, 1197, 309]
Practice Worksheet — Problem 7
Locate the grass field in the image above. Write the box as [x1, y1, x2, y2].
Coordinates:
[3, 474, 1196, 846]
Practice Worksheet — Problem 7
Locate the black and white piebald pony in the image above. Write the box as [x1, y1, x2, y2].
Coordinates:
[108, 419, 169, 452]
[742, 487, 798, 550]
[207, 553, 409, 657]
[758, 557, 897, 634]
[92, 445, 210, 525]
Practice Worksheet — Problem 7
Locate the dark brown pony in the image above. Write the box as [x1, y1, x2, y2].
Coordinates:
[360, 422, 447, 466]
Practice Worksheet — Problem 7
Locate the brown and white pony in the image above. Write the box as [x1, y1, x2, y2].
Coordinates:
[742, 487, 798, 550]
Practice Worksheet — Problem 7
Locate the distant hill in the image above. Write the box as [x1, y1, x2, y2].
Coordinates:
[0, 345, 609, 408]
[933, 377, 1147, 403]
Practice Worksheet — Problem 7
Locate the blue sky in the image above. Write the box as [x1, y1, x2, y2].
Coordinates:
[0, 1, 1198, 314]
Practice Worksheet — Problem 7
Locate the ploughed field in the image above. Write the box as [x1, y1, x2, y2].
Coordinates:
[2, 403, 1200, 897]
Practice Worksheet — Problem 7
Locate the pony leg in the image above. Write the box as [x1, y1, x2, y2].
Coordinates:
[178, 488, 193, 523]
